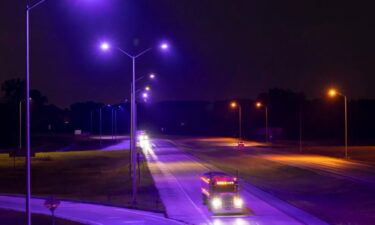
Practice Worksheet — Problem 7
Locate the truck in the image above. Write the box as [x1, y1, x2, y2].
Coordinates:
[201, 171, 246, 215]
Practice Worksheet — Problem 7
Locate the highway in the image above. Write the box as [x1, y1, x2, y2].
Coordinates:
[177, 137, 375, 186]
[143, 138, 329, 225]
[170, 137, 375, 224]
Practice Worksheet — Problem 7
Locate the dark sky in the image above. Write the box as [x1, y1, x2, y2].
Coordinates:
[0, 0, 373, 107]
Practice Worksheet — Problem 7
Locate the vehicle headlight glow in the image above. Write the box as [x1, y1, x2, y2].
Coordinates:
[234, 197, 243, 208]
[211, 197, 222, 209]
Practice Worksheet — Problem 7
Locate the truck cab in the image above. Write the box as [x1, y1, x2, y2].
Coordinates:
[201, 171, 246, 215]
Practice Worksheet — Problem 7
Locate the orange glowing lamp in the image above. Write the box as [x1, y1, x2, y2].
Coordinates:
[230, 101, 238, 108]
[328, 88, 338, 97]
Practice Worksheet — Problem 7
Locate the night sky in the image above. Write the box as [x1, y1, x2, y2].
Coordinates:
[0, 0, 373, 107]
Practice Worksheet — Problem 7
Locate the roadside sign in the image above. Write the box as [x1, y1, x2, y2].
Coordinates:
[44, 196, 60, 212]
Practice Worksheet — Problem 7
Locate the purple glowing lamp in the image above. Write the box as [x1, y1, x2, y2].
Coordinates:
[100, 42, 110, 51]
[160, 42, 169, 50]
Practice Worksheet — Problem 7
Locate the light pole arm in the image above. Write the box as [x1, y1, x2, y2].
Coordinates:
[135, 48, 152, 58]
[28, 0, 47, 10]
[135, 75, 145, 83]
[117, 47, 134, 59]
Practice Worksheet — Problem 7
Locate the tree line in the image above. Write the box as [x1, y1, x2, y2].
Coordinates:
[1, 78, 375, 148]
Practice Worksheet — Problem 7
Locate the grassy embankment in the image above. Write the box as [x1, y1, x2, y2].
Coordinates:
[0, 150, 164, 212]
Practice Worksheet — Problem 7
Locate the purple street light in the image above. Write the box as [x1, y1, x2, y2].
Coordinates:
[98, 39, 170, 206]
[100, 42, 110, 51]
[160, 42, 169, 50]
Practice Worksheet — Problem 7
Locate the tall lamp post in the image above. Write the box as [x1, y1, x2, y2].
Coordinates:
[100, 41, 168, 205]
[328, 88, 348, 159]
[25, 1, 49, 224]
[230, 101, 242, 143]
[19, 98, 32, 150]
[255, 101, 268, 143]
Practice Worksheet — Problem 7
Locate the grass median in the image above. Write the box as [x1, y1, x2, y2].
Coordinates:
[0, 150, 164, 212]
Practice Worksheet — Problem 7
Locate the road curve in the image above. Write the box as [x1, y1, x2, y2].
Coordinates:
[0, 195, 183, 225]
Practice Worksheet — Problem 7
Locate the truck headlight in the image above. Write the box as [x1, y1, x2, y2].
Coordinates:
[234, 197, 243, 208]
[211, 197, 222, 209]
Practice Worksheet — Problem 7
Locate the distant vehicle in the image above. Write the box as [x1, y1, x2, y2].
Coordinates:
[237, 141, 245, 148]
[137, 130, 148, 141]
[137, 130, 149, 148]
[201, 172, 246, 215]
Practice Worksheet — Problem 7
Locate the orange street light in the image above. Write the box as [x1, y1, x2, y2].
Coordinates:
[230, 101, 238, 109]
[255, 101, 268, 143]
[255, 101, 262, 108]
[230, 101, 242, 143]
[327, 88, 348, 159]
[328, 88, 338, 97]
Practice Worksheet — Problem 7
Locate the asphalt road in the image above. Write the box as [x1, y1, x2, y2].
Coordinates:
[144, 138, 329, 225]
[172, 137, 375, 224]
[177, 137, 375, 186]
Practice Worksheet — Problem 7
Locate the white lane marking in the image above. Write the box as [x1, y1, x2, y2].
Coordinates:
[112, 208, 183, 224]
[146, 139, 213, 225]
[121, 221, 144, 224]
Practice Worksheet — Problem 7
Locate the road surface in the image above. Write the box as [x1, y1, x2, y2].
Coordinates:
[143, 138, 329, 225]
[178, 137, 375, 186]
[0, 195, 182, 225]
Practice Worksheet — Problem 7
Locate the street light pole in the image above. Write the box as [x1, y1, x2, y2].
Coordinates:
[328, 88, 349, 159]
[25, 6, 31, 225]
[114, 109, 117, 140]
[116, 47, 152, 205]
[255, 102, 268, 143]
[99, 108, 102, 145]
[131, 57, 137, 205]
[344, 95, 348, 159]
[19, 101, 22, 150]
[90, 110, 93, 134]
[299, 109, 302, 152]
[99, 42, 168, 205]
[25, 2, 48, 222]
[238, 105, 242, 141]
[111, 108, 114, 140]
[265, 106, 268, 143]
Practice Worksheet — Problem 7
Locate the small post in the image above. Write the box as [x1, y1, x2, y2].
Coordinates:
[44, 196, 60, 225]
[51, 210, 55, 225]
[99, 108, 102, 145]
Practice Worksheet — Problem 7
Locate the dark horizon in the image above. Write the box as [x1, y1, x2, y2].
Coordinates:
[1, 0, 373, 107]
